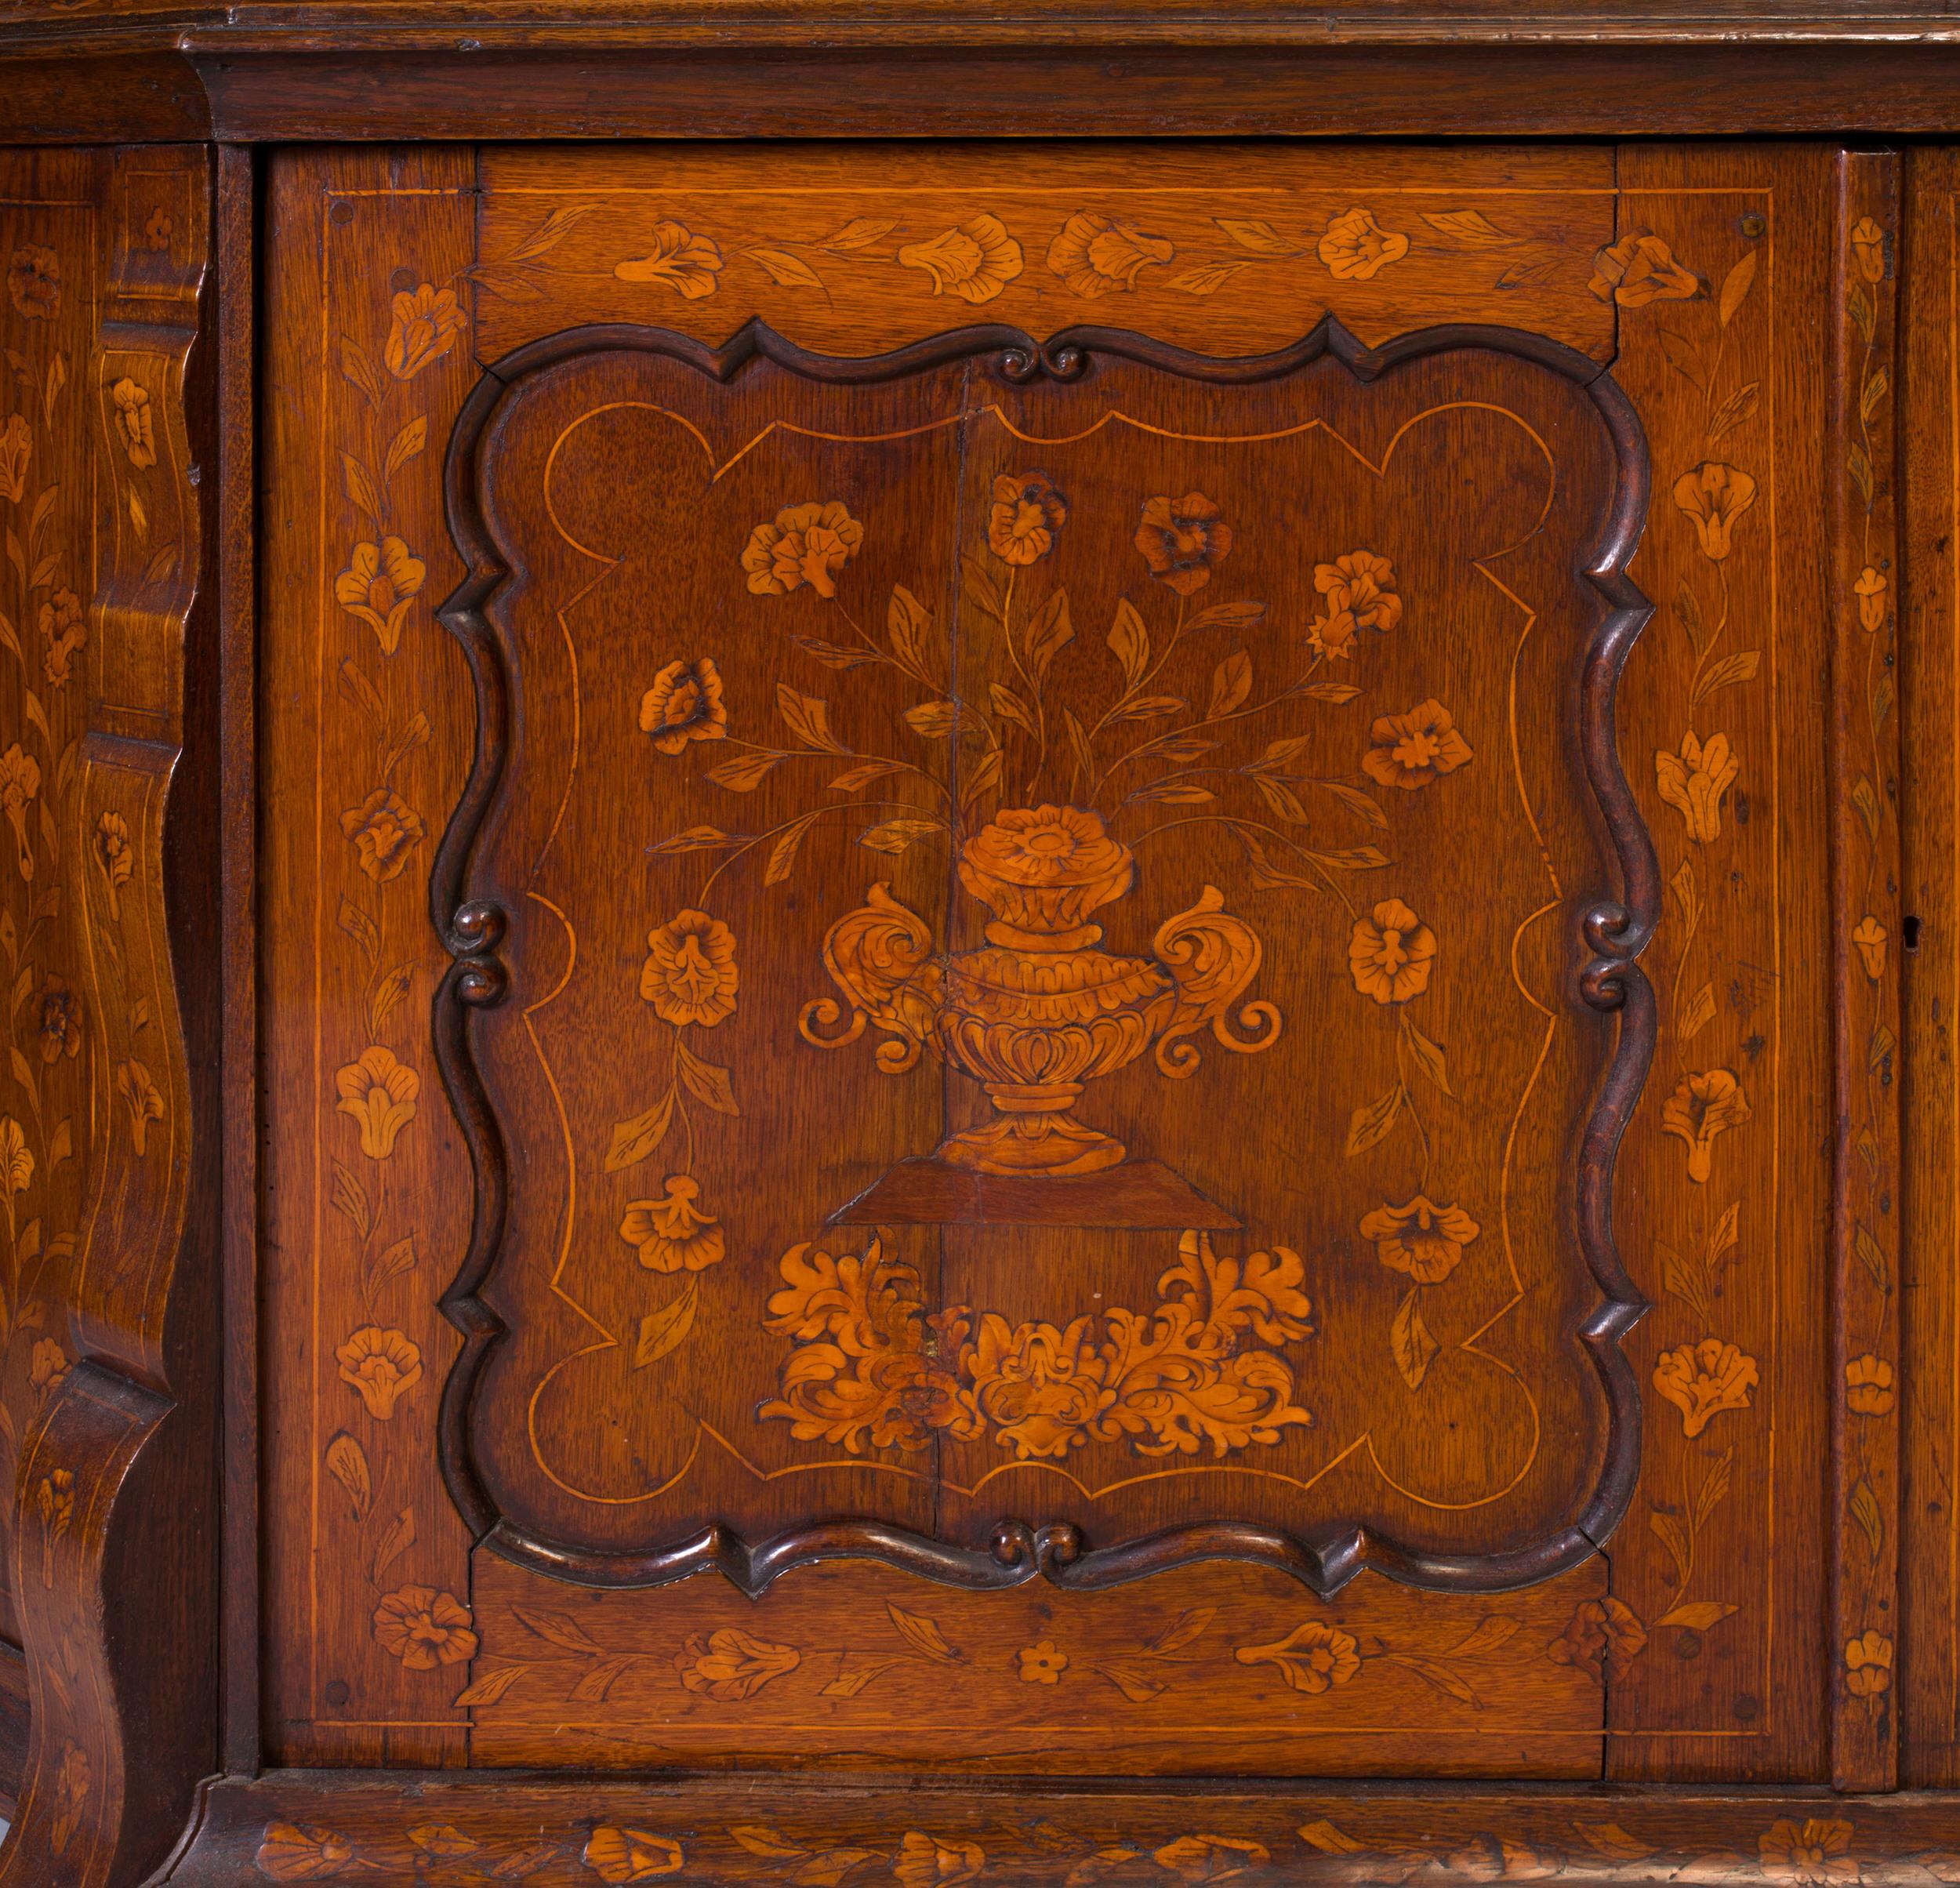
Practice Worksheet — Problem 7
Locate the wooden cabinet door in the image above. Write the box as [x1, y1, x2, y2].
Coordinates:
[256, 141, 1862, 1797]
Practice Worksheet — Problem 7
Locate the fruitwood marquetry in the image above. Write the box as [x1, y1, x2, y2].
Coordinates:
[1829, 148, 1904, 1799]
[162, 1771, 1960, 1886]
[0, 143, 220, 1888]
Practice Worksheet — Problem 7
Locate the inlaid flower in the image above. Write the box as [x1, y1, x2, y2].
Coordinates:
[383, 282, 466, 379]
[742, 499, 865, 598]
[1017, 1639, 1069, 1684]
[6, 245, 60, 321]
[1851, 216, 1887, 285]
[619, 1175, 726, 1273]
[897, 214, 1024, 304]
[1652, 1337, 1759, 1438]
[674, 1627, 800, 1700]
[37, 1466, 74, 1537]
[115, 1058, 164, 1156]
[641, 909, 739, 1027]
[960, 803, 1130, 891]
[29, 1338, 68, 1396]
[1316, 207, 1409, 281]
[39, 587, 85, 688]
[1845, 1630, 1894, 1698]
[144, 208, 173, 249]
[613, 220, 725, 300]
[1045, 210, 1174, 296]
[987, 470, 1068, 566]
[1588, 231, 1700, 307]
[1362, 699, 1472, 790]
[1654, 728, 1740, 845]
[0, 742, 38, 880]
[95, 809, 134, 912]
[1308, 607, 1359, 661]
[1852, 914, 1888, 981]
[1359, 1196, 1480, 1285]
[1673, 460, 1758, 562]
[1855, 565, 1888, 634]
[583, 1827, 685, 1882]
[255, 1821, 354, 1882]
[334, 1044, 420, 1159]
[334, 537, 426, 656]
[1548, 1596, 1646, 1684]
[1661, 1068, 1751, 1183]
[38, 974, 81, 1064]
[638, 657, 727, 753]
[1758, 1817, 1857, 1884]
[1348, 898, 1436, 1005]
[372, 1585, 477, 1668]
[335, 1325, 424, 1419]
[1134, 490, 1232, 595]
[1234, 1621, 1363, 1694]
[1315, 549, 1401, 633]
[0, 412, 28, 504]
[895, 1833, 985, 1888]
[111, 377, 155, 469]
[966, 1315, 1112, 1459]
[339, 788, 426, 884]
[1845, 1352, 1896, 1416]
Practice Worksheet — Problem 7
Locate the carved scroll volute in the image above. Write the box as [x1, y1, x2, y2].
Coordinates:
[1149, 885, 1283, 1077]
[1, 147, 214, 1888]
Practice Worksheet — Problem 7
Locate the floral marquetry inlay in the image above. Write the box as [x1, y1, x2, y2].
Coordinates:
[429, 305, 1653, 1599]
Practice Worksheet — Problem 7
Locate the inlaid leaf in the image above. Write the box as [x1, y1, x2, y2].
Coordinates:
[383, 416, 427, 481]
[1655, 1600, 1738, 1632]
[1850, 1476, 1885, 1559]
[1149, 1606, 1217, 1655]
[1707, 380, 1761, 443]
[1064, 710, 1095, 782]
[1580, 1825, 1659, 1864]
[886, 1600, 962, 1663]
[337, 656, 387, 727]
[506, 204, 593, 261]
[636, 1280, 699, 1367]
[337, 895, 379, 962]
[605, 1091, 673, 1171]
[827, 758, 906, 794]
[990, 682, 1038, 737]
[1297, 682, 1361, 703]
[677, 1040, 739, 1115]
[1862, 364, 1891, 423]
[1318, 779, 1388, 830]
[1169, 262, 1249, 297]
[1390, 1291, 1439, 1391]
[959, 748, 1003, 811]
[47, 1118, 71, 1169]
[1097, 1661, 1167, 1703]
[1679, 981, 1717, 1041]
[1849, 281, 1877, 344]
[571, 1654, 643, 1701]
[1495, 258, 1560, 291]
[887, 583, 934, 678]
[1345, 1085, 1402, 1157]
[1873, 671, 1895, 729]
[1692, 649, 1760, 708]
[860, 816, 943, 855]
[1658, 328, 1709, 392]
[1128, 732, 1218, 765]
[903, 700, 960, 739]
[1696, 1446, 1733, 1524]
[1441, 1616, 1519, 1660]
[822, 1660, 900, 1697]
[1852, 774, 1882, 840]
[329, 1160, 372, 1240]
[744, 246, 824, 289]
[708, 750, 788, 792]
[794, 1849, 880, 1886]
[1402, 1020, 1452, 1096]
[369, 1507, 416, 1585]
[1718, 249, 1759, 327]
[324, 1431, 372, 1520]
[764, 809, 825, 886]
[1421, 209, 1508, 245]
[340, 450, 385, 525]
[790, 634, 879, 670]
[1671, 857, 1702, 936]
[513, 1606, 607, 1657]
[368, 961, 414, 1035]
[1209, 651, 1253, 717]
[777, 684, 848, 753]
[1849, 441, 1875, 507]
[1855, 1222, 1890, 1293]
[1254, 775, 1310, 826]
[1025, 589, 1074, 679]
[366, 1234, 418, 1302]
[450, 1666, 528, 1707]
[1709, 1200, 1742, 1265]
[1298, 1821, 1367, 1857]
[410, 1826, 480, 1857]
[1214, 216, 1302, 256]
[1127, 781, 1215, 806]
[1306, 846, 1390, 872]
[821, 216, 897, 252]
[961, 554, 1003, 621]
[1108, 597, 1149, 684]
[1385, 1654, 1480, 1708]
[1102, 694, 1184, 724]
[1648, 1509, 1690, 1583]
[1188, 598, 1266, 634]
[729, 1826, 808, 1859]
[339, 334, 382, 405]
